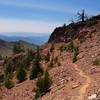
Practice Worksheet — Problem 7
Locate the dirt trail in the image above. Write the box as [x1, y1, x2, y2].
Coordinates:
[73, 64, 91, 100]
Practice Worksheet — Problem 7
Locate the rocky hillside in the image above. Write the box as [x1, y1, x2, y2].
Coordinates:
[1, 15, 100, 100]
[48, 15, 100, 43]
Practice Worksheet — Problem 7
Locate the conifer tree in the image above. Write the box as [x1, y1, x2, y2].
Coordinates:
[35, 70, 52, 98]
[16, 58, 27, 82]
[4, 60, 13, 78]
[4, 60, 14, 89]
[27, 49, 34, 62]
[29, 47, 43, 80]
[5, 74, 14, 89]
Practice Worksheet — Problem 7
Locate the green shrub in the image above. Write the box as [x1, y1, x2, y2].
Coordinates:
[59, 45, 68, 52]
[4, 60, 13, 78]
[67, 41, 74, 52]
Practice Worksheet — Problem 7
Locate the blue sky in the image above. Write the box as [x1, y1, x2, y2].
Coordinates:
[0, 0, 99, 36]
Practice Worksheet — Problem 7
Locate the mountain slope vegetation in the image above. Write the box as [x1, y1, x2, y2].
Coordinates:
[0, 14, 100, 100]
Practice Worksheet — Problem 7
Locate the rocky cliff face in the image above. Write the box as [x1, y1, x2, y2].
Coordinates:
[48, 15, 100, 43]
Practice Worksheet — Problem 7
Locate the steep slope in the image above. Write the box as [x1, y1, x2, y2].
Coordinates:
[1, 15, 100, 100]
[46, 15, 100, 100]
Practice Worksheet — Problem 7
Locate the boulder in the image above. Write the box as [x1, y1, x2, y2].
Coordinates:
[88, 94, 97, 100]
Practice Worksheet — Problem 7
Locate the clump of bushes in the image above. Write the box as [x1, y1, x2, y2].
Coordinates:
[59, 45, 67, 52]
[48, 56, 61, 68]
[59, 41, 79, 63]
[59, 41, 75, 52]
[35, 70, 52, 99]
[72, 45, 79, 63]
[67, 41, 75, 52]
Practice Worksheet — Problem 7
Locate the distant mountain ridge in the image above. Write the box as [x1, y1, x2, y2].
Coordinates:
[0, 39, 37, 57]
[0, 34, 49, 45]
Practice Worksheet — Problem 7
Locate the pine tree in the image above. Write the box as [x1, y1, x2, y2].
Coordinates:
[43, 70, 52, 92]
[35, 70, 52, 98]
[16, 58, 27, 82]
[29, 60, 43, 80]
[5, 74, 14, 89]
[4, 60, 13, 78]
[4, 60, 14, 89]
[27, 49, 34, 63]
[16, 67, 26, 82]
[29, 47, 43, 80]
[25, 49, 35, 69]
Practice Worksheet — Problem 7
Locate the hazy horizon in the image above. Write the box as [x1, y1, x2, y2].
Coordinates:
[0, 32, 50, 37]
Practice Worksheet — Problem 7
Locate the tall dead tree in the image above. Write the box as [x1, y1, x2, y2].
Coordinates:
[77, 9, 88, 22]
